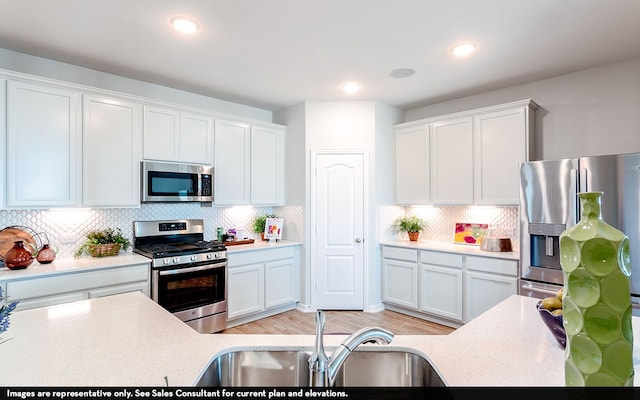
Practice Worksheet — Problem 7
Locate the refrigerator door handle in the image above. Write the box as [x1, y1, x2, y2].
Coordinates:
[579, 167, 589, 192]
[570, 168, 579, 225]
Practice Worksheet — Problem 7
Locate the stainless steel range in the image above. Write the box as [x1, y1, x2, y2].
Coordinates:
[133, 219, 227, 333]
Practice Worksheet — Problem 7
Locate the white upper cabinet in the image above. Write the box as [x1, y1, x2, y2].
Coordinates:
[83, 95, 142, 208]
[473, 106, 533, 205]
[143, 106, 179, 161]
[214, 119, 285, 206]
[214, 119, 251, 205]
[6, 80, 81, 208]
[143, 105, 212, 165]
[250, 125, 285, 205]
[394, 125, 430, 205]
[393, 99, 536, 206]
[430, 117, 474, 205]
[179, 112, 213, 165]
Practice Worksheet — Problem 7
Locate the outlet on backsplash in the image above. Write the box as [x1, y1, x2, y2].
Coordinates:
[60, 234, 77, 244]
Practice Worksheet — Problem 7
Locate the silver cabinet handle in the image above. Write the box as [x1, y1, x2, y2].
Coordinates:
[355, 238, 362, 243]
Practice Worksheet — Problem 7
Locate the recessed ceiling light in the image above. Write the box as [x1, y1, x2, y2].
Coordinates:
[390, 68, 416, 78]
[450, 42, 477, 57]
[170, 16, 199, 34]
[341, 82, 361, 94]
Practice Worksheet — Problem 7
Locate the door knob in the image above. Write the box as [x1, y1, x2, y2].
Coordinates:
[355, 238, 362, 243]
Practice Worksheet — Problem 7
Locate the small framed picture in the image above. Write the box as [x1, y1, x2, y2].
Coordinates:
[453, 222, 488, 246]
[264, 217, 283, 240]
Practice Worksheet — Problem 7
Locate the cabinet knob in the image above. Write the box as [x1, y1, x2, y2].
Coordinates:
[355, 238, 363, 243]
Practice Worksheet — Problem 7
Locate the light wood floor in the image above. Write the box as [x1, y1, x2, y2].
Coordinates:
[222, 309, 455, 335]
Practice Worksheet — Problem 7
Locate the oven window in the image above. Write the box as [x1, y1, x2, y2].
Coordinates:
[156, 265, 225, 313]
[148, 171, 197, 197]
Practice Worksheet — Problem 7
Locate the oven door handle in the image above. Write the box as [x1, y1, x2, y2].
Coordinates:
[159, 262, 225, 276]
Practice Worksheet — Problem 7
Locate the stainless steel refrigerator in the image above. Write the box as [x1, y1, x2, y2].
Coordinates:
[519, 153, 640, 312]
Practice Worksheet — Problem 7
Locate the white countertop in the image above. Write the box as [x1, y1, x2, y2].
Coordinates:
[224, 240, 301, 253]
[3, 292, 638, 386]
[381, 239, 520, 260]
[0, 253, 151, 283]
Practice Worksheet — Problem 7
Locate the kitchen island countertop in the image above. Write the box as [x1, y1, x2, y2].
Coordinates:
[2, 292, 639, 386]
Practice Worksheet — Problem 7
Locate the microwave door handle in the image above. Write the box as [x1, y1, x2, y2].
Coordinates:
[159, 262, 225, 276]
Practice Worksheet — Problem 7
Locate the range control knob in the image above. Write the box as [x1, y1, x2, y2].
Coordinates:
[206, 253, 213, 260]
[163, 258, 171, 265]
[173, 257, 180, 264]
[190, 255, 197, 262]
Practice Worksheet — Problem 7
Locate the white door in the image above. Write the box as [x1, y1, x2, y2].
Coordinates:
[311, 150, 366, 310]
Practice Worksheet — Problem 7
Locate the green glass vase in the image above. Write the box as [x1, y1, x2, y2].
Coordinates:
[559, 191, 634, 386]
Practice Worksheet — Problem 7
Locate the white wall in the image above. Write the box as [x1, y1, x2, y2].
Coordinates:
[274, 100, 403, 310]
[0, 48, 272, 122]
[274, 103, 306, 206]
[406, 57, 640, 160]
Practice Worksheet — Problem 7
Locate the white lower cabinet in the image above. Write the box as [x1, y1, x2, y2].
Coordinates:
[227, 246, 298, 327]
[419, 251, 463, 322]
[382, 247, 418, 309]
[5, 263, 150, 311]
[381, 245, 518, 327]
[228, 263, 264, 318]
[464, 256, 518, 322]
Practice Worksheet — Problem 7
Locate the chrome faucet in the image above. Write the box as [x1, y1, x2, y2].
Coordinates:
[308, 310, 394, 387]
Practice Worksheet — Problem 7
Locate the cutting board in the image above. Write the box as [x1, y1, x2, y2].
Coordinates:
[0, 227, 37, 259]
[222, 239, 255, 246]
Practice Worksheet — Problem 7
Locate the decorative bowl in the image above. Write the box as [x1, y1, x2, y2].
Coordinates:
[536, 300, 566, 348]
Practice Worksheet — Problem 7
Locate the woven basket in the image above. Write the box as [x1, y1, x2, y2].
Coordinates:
[88, 243, 121, 257]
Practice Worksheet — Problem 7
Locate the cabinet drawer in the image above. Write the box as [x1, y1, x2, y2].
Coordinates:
[420, 251, 463, 268]
[381, 246, 418, 262]
[465, 256, 518, 276]
[15, 292, 86, 311]
[7, 264, 149, 300]
[228, 246, 295, 267]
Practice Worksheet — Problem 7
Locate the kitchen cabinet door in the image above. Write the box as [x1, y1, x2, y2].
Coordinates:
[227, 263, 264, 319]
[251, 125, 285, 205]
[179, 112, 212, 165]
[6, 80, 81, 208]
[264, 258, 295, 309]
[394, 125, 430, 204]
[474, 106, 532, 205]
[213, 119, 251, 205]
[83, 95, 142, 207]
[418, 250, 464, 323]
[382, 258, 418, 309]
[419, 263, 463, 322]
[143, 106, 213, 164]
[143, 105, 180, 162]
[464, 270, 518, 322]
[430, 117, 474, 204]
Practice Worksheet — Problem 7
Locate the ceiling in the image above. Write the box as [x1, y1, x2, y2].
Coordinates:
[1, 0, 640, 112]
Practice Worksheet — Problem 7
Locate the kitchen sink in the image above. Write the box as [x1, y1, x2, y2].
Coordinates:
[194, 348, 445, 387]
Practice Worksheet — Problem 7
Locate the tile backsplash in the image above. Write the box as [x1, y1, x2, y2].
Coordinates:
[379, 205, 520, 247]
[0, 204, 303, 259]
[1, 203, 516, 259]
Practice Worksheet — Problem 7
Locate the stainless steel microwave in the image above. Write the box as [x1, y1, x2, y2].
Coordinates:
[141, 161, 213, 203]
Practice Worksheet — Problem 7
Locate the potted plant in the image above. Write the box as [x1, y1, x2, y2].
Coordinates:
[75, 228, 131, 258]
[253, 214, 275, 241]
[391, 215, 427, 241]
